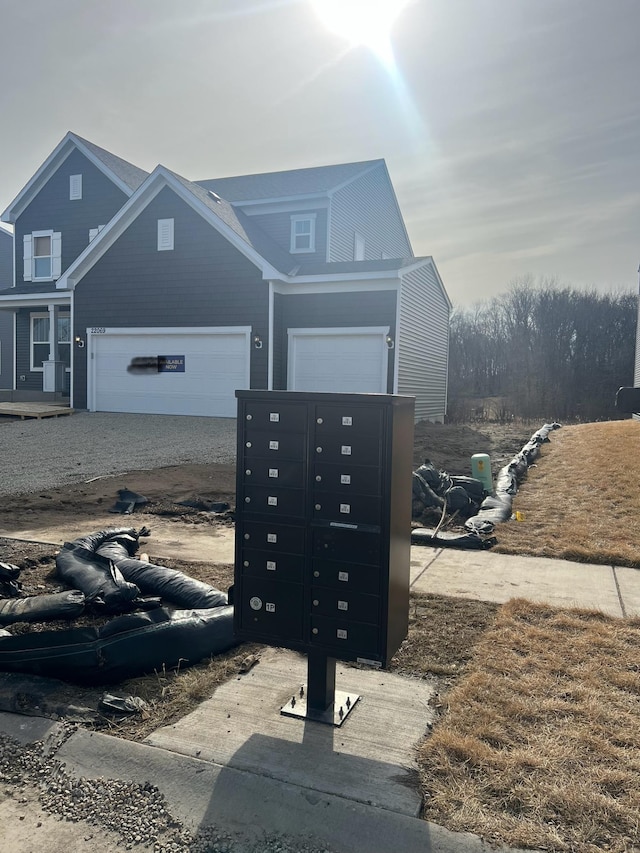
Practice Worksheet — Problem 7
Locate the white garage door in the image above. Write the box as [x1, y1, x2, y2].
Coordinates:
[287, 327, 389, 393]
[88, 327, 250, 417]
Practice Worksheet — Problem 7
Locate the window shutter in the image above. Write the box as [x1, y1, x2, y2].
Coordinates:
[157, 218, 174, 251]
[23, 234, 33, 281]
[51, 232, 62, 279]
[70, 174, 82, 200]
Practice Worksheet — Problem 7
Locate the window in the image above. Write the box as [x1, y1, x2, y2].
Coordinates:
[23, 231, 62, 281]
[30, 313, 70, 372]
[157, 218, 174, 251]
[290, 215, 316, 253]
[354, 232, 365, 261]
[69, 174, 82, 200]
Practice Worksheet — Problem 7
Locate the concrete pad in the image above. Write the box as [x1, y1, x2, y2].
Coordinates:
[0, 517, 235, 564]
[410, 545, 441, 585]
[613, 566, 640, 617]
[145, 647, 435, 817]
[410, 548, 624, 616]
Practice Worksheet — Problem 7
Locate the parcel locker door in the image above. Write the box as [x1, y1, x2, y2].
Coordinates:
[239, 578, 304, 641]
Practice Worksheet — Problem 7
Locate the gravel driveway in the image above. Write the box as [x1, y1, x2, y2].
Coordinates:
[0, 412, 237, 497]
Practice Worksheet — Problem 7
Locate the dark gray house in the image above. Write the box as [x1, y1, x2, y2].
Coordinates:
[0, 132, 451, 420]
[0, 226, 13, 389]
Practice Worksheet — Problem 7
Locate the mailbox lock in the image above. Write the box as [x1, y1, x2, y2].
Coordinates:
[315, 503, 321, 510]
[313, 599, 319, 606]
[312, 628, 319, 635]
[316, 417, 323, 424]
[245, 497, 251, 503]
[315, 475, 322, 482]
[245, 469, 252, 475]
[316, 446, 323, 453]
[245, 441, 252, 448]
[246, 414, 252, 421]
[243, 560, 249, 567]
[244, 533, 250, 540]
[313, 570, 320, 577]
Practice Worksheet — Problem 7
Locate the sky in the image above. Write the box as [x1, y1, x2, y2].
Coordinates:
[1, 0, 639, 307]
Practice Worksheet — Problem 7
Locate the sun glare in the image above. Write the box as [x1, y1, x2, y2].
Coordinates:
[310, 0, 413, 68]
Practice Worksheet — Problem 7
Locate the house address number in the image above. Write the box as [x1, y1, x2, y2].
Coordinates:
[91, 327, 106, 334]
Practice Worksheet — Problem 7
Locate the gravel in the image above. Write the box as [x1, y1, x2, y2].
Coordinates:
[0, 412, 237, 497]
[0, 727, 338, 852]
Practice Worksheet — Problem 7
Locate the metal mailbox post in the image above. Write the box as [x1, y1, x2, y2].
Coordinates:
[233, 390, 415, 725]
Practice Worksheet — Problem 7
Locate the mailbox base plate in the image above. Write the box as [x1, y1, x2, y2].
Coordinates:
[281, 689, 360, 727]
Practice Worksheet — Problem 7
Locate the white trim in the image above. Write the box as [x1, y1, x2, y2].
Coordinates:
[0, 291, 71, 308]
[157, 218, 174, 251]
[31, 230, 55, 281]
[86, 325, 252, 413]
[2, 132, 140, 224]
[290, 213, 316, 254]
[393, 288, 401, 394]
[354, 231, 365, 261]
[12, 311, 16, 390]
[238, 198, 329, 216]
[267, 281, 274, 391]
[327, 161, 384, 196]
[287, 326, 389, 393]
[271, 278, 400, 295]
[69, 174, 82, 200]
[29, 310, 70, 373]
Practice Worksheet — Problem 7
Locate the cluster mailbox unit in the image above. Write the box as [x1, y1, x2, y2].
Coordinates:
[233, 390, 415, 725]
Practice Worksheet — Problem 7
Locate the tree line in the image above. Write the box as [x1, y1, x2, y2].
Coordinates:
[448, 277, 638, 421]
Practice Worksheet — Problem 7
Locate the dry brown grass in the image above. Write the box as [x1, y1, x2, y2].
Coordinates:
[417, 598, 640, 853]
[494, 420, 640, 567]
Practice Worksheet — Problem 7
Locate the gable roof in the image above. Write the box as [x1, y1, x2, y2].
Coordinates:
[1, 132, 148, 223]
[197, 159, 384, 203]
[56, 165, 298, 290]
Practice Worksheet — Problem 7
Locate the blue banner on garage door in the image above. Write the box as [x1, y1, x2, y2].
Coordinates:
[158, 355, 185, 372]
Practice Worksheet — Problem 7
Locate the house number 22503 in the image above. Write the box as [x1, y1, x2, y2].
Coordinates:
[90, 327, 106, 334]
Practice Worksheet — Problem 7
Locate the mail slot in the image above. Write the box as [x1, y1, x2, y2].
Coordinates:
[313, 462, 382, 495]
[311, 559, 381, 595]
[244, 430, 306, 461]
[312, 432, 381, 466]
[312, 493, 381, 525]
[244, 402, 307, 432]
[314, 405, 383, 436]
[234, 390, 414, 668]
[243, 460, 305, 488]
[241, 485, 305, 518]
[311, 588, 380, 624]
[240, 520, 305, 554]
[310, 615, 380, 654]
[241, 549, 305, 583]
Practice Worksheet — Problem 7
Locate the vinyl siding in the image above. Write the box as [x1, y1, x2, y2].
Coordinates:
[0, 230, 13, 386]
[14, 148, 128, 290]
[249, 209, 327, 263]
[397, 264, 449, 422]
[329, 165, 412, 262]
[73, 187, 269, 410]
[272, 289, 397, 390]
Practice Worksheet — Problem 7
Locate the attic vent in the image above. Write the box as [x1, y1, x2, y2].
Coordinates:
[208, 190, 222, 203]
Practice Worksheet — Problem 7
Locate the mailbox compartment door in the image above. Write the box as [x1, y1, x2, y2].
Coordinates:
[239, 578, 304, 640]
[240, 521, 305, 555]
[241, 549, 304, 583]
[311, 559, 381, 596]
[311, 587, 380, 624]
[312, 526, 381, 566]
[310, 615, 380, 654]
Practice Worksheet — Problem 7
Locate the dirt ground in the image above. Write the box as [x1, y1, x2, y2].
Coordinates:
[0, 420, 534, 566]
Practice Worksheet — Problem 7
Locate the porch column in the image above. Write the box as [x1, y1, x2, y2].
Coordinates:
[42, 303, 64, 393]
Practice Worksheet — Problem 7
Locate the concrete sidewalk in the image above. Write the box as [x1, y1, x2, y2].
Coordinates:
[0, 525, 636, 851]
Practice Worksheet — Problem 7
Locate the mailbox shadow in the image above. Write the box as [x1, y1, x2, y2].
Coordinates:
[194, 722, 425, 849]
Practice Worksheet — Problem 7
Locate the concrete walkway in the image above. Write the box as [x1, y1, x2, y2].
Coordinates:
[1, 523, 637, 850]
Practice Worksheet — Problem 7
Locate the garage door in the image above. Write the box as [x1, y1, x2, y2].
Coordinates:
[287, 327, 389, 393]
[89, 327, 250, 417]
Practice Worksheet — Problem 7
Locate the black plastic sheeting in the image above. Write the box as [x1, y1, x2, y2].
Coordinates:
[0, 605, 235, 684]
[0, 526, 236, 683]
[412, 463, 487, 519]
[464, 423, 561, 535]
[0, 590, 86, 626]
[411, 528, 497, 550]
